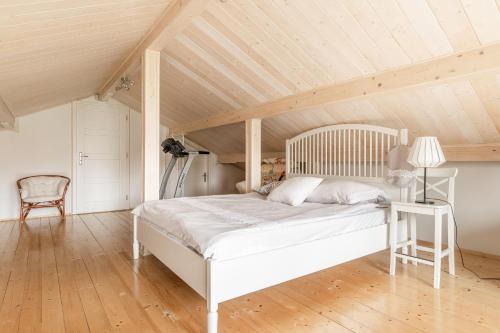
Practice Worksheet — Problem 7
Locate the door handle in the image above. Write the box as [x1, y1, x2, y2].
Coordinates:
[203, 172, 207, 182]
[79, 152, 89, 165]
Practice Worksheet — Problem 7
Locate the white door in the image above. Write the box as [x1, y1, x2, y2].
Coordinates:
[74, 99, 129, 213]
[184, 153, 209, 197]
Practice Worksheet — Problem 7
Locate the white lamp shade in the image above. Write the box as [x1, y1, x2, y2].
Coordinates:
[407, 136, 446, 168]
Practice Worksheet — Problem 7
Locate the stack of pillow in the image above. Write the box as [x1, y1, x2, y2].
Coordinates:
[257, 177, 390, 206]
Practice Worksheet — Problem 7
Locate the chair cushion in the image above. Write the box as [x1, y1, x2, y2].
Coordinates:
[19, 176, 68, 200]
[23, 195, 62, 203]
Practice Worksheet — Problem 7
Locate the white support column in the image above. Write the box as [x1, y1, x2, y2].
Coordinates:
[245, 118, 261, 192]
[141, 49, 161, 202]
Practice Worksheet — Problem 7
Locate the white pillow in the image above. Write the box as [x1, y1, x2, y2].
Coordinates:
[267, 177, 323, 206]
[306, 180, 388, 205]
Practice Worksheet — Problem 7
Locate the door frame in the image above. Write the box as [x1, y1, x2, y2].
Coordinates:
[71, 97, 130, 214]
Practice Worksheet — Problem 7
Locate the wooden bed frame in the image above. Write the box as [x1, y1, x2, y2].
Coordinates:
[133, 124, 410, 333]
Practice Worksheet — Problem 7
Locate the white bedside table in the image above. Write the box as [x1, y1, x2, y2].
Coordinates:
[389, 201, 455, 289]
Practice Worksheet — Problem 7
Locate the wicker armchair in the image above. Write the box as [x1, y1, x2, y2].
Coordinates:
[17, 175, 70, 222]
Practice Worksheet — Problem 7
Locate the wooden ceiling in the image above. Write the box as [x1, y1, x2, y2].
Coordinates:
[4, 0, 500, 160]
[113, 0, 500, 157]
[0, 0, 173, 116]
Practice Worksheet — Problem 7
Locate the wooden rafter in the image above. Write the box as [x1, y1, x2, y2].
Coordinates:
[171, 42, 500, 135]
[218, 143, 500, 164]
[0, 96, 15, 129]
[97, 0, 210, 100]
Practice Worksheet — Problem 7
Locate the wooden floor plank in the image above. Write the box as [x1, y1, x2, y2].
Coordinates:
[40, 216, 66, 333]
[49, 216, 90, 333]
[0, 220, 33, 332]
[1, 212, 500, 333]
[18, 219, 42, 333]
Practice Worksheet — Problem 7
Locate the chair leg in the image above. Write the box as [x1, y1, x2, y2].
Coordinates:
[58, 200, 65, 221]
[24, 207, 31, 222]
[19, 206, 24, 223]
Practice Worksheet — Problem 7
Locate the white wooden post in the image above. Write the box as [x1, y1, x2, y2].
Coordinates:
[245, 118, 261, 192]
[141, 49, 161, 202]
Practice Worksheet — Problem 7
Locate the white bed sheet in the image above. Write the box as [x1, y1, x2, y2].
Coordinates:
[132, 193, 388, 260]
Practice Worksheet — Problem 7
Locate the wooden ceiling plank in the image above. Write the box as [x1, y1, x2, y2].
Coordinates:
[201, 9, 302, 93]
[236, 0, 331, 85]
[447, 80, 500, 142]
[468, 73, 500, 133]
[0, 96, 15, 129]
[97, 0, 211, 99]
[258, 0, 351, 82]
[429, 84, 483, 143]
[192, 16, 292, 97]
[366, 0, 432, 62]
[182, 23, 280, 101]
[218, 1, 322, 88]
[396, 0, 454, 56]
[461, 0, 500, 44]
[164, 42, 257, 106]
[340, 0, 412, 65]
[171, 42, 500, 135]
[162, 53, 241, 110]
[426, 0, 481, 51]
[175, 33, 268, 103]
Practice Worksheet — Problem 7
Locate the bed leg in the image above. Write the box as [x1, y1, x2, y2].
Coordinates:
[133, 215, 140, 260]
[207, 305, 218, 333]
[207, 259, 218, 333]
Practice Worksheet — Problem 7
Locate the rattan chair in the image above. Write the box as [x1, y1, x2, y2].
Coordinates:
[17, 175, 70, 222]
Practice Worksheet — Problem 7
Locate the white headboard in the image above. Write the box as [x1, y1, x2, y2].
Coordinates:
[286, 124, 408, 183]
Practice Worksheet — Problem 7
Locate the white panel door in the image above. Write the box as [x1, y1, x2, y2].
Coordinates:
[75, 100, 129, 213]
[184, 153, 209, 197]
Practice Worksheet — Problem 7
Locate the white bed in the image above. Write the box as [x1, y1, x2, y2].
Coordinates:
[132, 124, 410, 333]
[133, 192, 389, 260]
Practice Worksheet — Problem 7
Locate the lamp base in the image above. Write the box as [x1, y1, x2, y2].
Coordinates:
[415, 200, 434, 205]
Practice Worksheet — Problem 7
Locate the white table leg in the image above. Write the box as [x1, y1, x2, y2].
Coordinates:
[410, 213, 417, 266]
[447, 210, 455, 275]
[401, 215, 408, 264]
[389, 208, 398, 276]
[434, 213, 442, 289]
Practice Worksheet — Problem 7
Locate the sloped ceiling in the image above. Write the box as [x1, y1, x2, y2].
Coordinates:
[0, 0, 173, 116]
[3, 0, 500, 158]
[112, 0, 500, 156]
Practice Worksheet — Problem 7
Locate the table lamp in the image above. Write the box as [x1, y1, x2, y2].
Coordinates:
[407, 136, 446, 204]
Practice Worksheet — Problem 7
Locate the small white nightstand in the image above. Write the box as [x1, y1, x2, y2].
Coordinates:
[389, 201, 455, 289]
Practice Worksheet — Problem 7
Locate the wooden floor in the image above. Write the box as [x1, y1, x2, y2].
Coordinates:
[1, 212, 500, 333]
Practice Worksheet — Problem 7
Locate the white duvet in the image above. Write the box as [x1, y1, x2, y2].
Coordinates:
[132, 193, 387, 260]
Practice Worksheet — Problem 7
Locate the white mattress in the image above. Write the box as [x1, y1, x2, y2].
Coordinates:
[132, 193, 388, 260]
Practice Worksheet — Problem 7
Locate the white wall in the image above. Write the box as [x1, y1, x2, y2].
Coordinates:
[416, 162, 500, 256]
[0, 104, 73, 219]
[210, 163, 244, 195]
[2, 101, 497, 255]
[0, 101, 243, 220]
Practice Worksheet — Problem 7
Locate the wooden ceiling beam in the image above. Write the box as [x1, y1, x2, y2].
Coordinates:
[218, 152, 284, 164]
[218, 144, 500, 164]
[0, 96, 15, 129]
[171, 42, 500, 135]
[96, 0, 210, 100]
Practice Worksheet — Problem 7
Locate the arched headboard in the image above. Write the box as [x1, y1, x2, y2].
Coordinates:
[286, 124, 408, 183]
